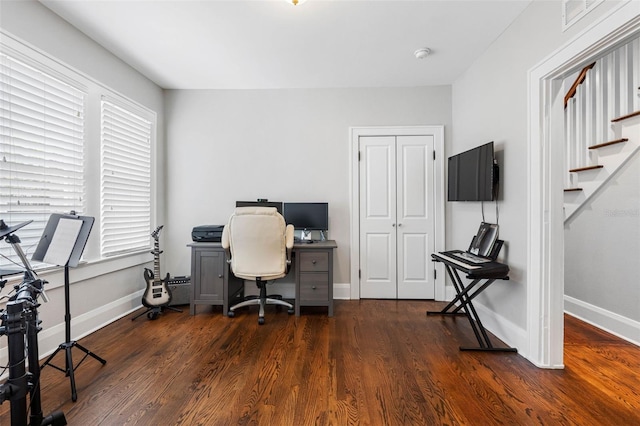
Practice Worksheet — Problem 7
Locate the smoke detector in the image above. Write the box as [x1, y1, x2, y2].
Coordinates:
[414, 48, 431, 59]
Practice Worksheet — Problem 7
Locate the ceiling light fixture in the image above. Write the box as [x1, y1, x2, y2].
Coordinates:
[287, 0, 308, 5]
[414, 48, 431, 59]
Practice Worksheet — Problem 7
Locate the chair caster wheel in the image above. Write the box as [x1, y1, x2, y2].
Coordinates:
[258, 317, 265, 325]
[287, 308, 294, 315]
[227, 311, 235, 318]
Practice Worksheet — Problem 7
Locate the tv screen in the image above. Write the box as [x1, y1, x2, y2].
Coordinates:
[447, 142, 497, 201]
[283, 202, 329, 231]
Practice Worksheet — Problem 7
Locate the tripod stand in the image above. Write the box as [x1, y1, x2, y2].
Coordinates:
[35, 214, 106, 402]
[40, 265, 106, 402]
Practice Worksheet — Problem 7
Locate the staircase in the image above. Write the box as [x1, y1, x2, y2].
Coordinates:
[563, 36, 640, 222]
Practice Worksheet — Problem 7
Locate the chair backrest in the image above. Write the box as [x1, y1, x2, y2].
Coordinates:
[223, 207, 288, 281]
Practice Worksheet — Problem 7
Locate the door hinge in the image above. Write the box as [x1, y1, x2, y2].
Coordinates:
[434, 269, 437, 280]
[359, 269, 361, 279]
[433, 150, 436, 161]
[358, 151, 361, 161]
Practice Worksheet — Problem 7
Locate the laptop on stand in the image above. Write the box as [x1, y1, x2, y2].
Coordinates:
[447, 222, 502, 264]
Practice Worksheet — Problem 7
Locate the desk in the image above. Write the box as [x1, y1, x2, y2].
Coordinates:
[427, 251, 517, 352]
[187, 240, 337, 317]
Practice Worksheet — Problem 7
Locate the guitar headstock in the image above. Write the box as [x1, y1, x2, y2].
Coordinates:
[151, 225, 164, 240]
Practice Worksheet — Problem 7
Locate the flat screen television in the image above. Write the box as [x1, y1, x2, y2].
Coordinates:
[447, 142, 498, 202]
[283, 202, 329, 231]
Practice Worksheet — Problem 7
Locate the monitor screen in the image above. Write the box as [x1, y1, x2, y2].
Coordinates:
[447, 141, 497, 202]
[235, 201, 283, 215]
[283, 202, 329, 231]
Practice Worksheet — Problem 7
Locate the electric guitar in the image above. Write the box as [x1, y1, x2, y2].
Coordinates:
[142, 226, 172, 307]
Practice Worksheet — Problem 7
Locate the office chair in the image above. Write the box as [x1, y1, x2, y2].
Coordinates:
[221, 206, 295, 324]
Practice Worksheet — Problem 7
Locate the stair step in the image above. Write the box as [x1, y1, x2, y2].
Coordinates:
[611, 110, 640, 123]
[589, 138, 629, 149]
[564, 188, 583, 192]
[569, 165, 604, 173]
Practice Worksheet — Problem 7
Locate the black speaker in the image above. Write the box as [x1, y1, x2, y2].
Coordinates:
[167, 276, 190, 306]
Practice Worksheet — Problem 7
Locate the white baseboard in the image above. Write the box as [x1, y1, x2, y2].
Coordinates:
[0, 290, 144, 374]
[472, 302, 529, 359]
[333, 283, 350, 300]
[438, 290, 531, 362]
[564, 295, 640, 346]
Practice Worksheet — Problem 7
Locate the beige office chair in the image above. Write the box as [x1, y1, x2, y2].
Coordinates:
[221, 207, 295, 324]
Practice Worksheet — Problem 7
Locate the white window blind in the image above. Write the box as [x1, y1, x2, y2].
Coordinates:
[0, 53, 85, 269]
[100, 99, 151, 257]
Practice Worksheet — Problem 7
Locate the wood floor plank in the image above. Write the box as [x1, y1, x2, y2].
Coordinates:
[2, 302, 639, 425]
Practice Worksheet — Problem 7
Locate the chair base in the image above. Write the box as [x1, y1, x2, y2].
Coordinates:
[228, 279, 294, 324]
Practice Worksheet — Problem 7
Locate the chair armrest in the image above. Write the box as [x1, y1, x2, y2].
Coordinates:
[285, 224, 294, 264]
[221, 225, 231, 262]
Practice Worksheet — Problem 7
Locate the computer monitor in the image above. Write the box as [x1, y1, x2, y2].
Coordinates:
[283, 202, 329, 231]
[235, 200, 283, 215]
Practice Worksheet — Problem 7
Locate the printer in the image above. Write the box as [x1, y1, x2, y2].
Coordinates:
[191, 225, 224, 242]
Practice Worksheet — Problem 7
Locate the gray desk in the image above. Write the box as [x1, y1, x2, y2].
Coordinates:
[187, 240, 337, 317]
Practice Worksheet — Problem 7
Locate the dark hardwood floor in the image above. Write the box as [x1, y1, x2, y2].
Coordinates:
[2, 300, 639, 425]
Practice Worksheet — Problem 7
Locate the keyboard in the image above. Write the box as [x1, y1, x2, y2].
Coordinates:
[450, 251, 492, 264]
[433, 253, 482, 270]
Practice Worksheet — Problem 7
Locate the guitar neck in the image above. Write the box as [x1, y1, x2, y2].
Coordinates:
[153, 239, 161, 281]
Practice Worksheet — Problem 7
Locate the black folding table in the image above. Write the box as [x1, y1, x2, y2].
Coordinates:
[428, 251, 517, 352]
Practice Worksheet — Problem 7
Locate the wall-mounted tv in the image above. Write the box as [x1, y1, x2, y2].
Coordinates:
[447, 142, 498, 202]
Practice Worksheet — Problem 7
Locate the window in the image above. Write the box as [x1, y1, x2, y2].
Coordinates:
[100, 99, 152, 257]
[0, 53, 85, 269]
[0, 36, 157, 271]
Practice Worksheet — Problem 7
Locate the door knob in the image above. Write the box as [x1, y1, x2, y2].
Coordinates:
[398, 223, 402, 227]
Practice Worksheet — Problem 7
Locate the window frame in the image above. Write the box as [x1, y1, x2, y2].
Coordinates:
[0, 32, 157, 271]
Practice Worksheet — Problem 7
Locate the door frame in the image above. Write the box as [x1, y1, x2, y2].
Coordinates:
[527, 4, 639, 368]
[350, 126, 446, 301]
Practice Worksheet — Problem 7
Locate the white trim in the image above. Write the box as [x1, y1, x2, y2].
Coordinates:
[527, 3, 640, 368]
[333, 283, 351, 300]
[0, 290, 144, 376]
[474, 302, 535, 363]
[349, 126, 445, 301]
[0, 251, 151, 296]
[565, 296, 640, 346]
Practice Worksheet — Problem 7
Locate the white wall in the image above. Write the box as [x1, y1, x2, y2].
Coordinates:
[451, 0, 631, 351]
[163, 87, 452, 288]
[0, 1, 164, 365]
[565, 150, 640, 342]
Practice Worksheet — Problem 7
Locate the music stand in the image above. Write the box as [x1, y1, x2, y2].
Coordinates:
[35, 213, 106, 402]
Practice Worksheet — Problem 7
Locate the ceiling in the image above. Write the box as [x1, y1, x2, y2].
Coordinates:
[40, 0, 532, 90]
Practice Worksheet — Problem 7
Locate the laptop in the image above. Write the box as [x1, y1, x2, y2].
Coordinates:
[447, 222, 501, 264]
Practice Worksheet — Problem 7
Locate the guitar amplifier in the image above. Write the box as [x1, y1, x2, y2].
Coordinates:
[167, 276, 190, 306]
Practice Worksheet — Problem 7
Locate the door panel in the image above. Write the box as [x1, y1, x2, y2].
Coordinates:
[397, 136, 434, 299]
[359, 136, 397, 298]
[364, 233, 393, 281]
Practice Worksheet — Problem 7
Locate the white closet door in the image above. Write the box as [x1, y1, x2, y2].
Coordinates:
[359, 136, 397, 298]
[359, 135, 435, 299]
[396, 135, 434, 299]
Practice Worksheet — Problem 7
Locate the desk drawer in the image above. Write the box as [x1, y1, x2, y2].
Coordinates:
[299, 273, 329, 300]
[299, 252, 329, 272]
